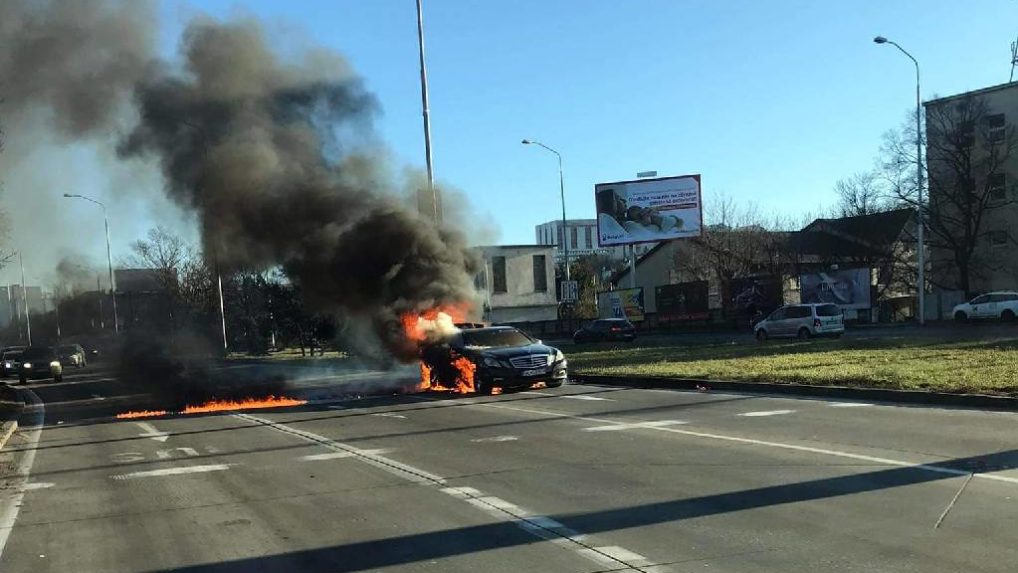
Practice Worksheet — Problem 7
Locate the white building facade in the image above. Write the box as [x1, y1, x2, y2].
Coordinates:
[474, 245, 559, 323]
[535, 219, 654, 264]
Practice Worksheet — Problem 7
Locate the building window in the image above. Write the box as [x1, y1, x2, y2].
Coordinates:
[584, 226, 592, 248]
[988, 113, 1006, 143]
[989, 173, 1007, 202]
[570, 226, 578, 249]
[492, 256, 507, 293]
[960, 120, 975, 147]
[532, 255, 547, 292]
[989, 230, 1008, 247]
[557, 227, 564, 248]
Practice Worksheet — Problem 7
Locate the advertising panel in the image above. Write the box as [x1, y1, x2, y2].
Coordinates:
[597, 288, 645, 322]
[799, 268, 872, 310]
[724, 276, 782, 319]
[655, 281, 710, 322]
[595, 174, 702, 246]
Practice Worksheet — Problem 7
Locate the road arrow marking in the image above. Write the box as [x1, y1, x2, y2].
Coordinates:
[135, 422, 169, 442]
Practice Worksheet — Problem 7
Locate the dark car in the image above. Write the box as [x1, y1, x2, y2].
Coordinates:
[18, 346, 63, 384]
[57, 344, 87, 368]
[573, 318, 637, 343]
[1, 349, 24, 377]
[422, 326, 567, 395]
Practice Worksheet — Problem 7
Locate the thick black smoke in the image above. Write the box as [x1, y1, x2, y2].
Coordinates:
[2, 2, 479, 361]
[118, 18, 479, 360]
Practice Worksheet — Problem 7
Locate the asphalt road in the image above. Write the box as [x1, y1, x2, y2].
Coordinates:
[1, 363, 1017, 572]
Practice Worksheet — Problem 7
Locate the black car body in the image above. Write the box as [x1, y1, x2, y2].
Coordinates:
[1, 349, 24, 377]
[573, 318, 637, 343]
[422, 326, 567, 394]
[18, 346, 63, 383]
[57, 344, 87, 368]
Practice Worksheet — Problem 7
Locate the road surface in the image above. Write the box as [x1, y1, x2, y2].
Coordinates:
[0, 363, 1016, 572]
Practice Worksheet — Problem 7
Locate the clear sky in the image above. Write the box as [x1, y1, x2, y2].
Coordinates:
[7, 0, 1018, 286]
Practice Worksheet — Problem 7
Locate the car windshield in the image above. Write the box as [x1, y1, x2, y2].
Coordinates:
[2, 351, 22, 360]
[815, 304, 841, 316]
[461, 329, 534, 348]
[21, 347, 53, 360]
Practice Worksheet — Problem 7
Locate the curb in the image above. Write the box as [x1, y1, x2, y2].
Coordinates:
[572, 374, 1018, 411]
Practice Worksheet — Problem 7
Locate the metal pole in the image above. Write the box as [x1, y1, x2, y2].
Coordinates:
[102, 208, 120, 334]
[557, 154, 570, 281]
[97, 275, 104, 330]
[629, 245, 637, 289]
[416, 0, 439, 222]
[19, 253, 31, 346]
[216, 262, 227, 355]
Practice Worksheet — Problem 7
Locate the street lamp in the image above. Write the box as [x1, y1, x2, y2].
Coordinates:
[18, 252, 31, 346]
[874, 35, 925, 325]
[522, 139, 570, 281]
[63, 193, 119, 334]
[415, 0, 440, 222]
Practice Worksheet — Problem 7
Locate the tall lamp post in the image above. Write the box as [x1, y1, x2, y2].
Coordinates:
[522, 139, 570, 281]
[18, 252, 31, 345]
[63, 193, 120, 334]
[416, 0, 440, 222]
[874, 35, 925, 325]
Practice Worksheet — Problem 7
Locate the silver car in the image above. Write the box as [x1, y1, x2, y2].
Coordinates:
[755, 303, 845, 341]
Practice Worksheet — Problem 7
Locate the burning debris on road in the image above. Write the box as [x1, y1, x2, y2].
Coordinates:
[117, 396, 305, 420]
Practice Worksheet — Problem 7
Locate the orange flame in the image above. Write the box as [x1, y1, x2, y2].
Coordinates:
[400, 303, 473, 344]
[181, 396, 306, 414]
[116, 409, 169, 419]
[490, 387, 503, 396]
[115, 396, 306, 419]
[418, 356, 476, 394]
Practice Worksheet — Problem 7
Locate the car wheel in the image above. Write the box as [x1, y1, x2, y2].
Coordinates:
[54, 374, 63, 383]
[18, 375, 25, 384]
[797, 327, 811, 340]
[755, 329, 768, 342]
[954, 311, 968, 323]
[474, 380, 494, 395]
[1002, 310, 1016, 322]
[546, 379, 564, 388]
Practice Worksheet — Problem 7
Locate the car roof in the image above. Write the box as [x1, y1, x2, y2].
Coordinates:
[983, 291, 1018, 295]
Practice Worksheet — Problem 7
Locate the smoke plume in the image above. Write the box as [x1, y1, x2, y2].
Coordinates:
[3, 3, 481, 360]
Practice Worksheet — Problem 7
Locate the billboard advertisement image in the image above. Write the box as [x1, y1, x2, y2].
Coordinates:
[597, 288, 645, 322]
[799, 268, 871, 310]
[595, 174, 702, 246]
[656, 281, 710, 322]
[724, 276, 782, 319]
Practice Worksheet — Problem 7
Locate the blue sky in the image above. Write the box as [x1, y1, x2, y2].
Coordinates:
[10, 1, 1017, 286]
[168, 0, 1013, 245]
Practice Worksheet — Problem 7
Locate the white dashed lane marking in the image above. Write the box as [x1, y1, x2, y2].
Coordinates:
[111, 464, 232, 480]
[372, 412, 407, 419]
[470, 435, 519, 443]
[828, 402, 874, 408]
[583, 420, 686, 432]
[739, 409, 796, 417]
[560, 395, 614, 401]
[300, 448, 392, 461]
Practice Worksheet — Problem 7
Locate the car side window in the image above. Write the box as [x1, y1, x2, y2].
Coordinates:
[769, 308, 787, 320]
[971, 295, 990, 304]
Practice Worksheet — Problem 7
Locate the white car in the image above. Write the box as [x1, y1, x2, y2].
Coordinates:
[952, 291, 1018, 322]
[754, 303, 845, 341]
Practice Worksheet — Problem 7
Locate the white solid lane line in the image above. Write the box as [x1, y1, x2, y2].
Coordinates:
[471, 400, 1018, 486]
[0, 388, 45, 560]
[560, 395, 614, 401]
[739, 409, 796, 417]
[111, 464, 232, 480]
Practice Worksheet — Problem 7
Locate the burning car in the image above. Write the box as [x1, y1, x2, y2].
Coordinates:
[421, 326, 567, 395]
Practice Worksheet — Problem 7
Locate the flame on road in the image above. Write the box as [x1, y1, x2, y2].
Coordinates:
[116, 396, 306, 419]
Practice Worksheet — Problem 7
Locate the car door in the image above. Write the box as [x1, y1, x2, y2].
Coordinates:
[765, 307, 790, 336]
[786, 306, 811, 335]
[969, 295, 992, 318]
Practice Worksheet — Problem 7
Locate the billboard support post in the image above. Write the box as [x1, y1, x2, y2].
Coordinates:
[629, 244, 637, 289]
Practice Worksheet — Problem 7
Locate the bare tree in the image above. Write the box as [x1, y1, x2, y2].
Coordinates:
[885, 96, 1018, 294]
[835, 171, 889, 217]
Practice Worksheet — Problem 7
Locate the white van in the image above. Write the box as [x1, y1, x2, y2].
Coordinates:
[754, 303, 845, 341]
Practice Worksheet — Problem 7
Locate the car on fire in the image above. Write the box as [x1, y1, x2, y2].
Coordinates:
[422, 326, 567, 394]
[18, 346, 64, 384]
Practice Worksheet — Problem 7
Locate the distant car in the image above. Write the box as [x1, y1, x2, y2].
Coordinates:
[754, 303, 844, 341]
[57, 344, 87, 368]
[952, 292, 1018, 322]
[573, 319, 637, 343]
[18, 346, 63, 384]
[1, 349, 24, 378]
[422, 326, 567, 394]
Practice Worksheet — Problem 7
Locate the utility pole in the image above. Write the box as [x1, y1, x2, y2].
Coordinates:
[19, 252, 31, 346]
[416, 0, 440, 222]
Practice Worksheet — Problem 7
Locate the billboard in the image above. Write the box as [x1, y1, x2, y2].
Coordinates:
[799, 268, 871, 310]
[724, 276, 782, 319]
[656, 281, 710, 322]
[597, 288, 645, 322]
[595, 174, 702, 246]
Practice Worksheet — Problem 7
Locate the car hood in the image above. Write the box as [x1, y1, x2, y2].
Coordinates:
[460, 344, 557, 359]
